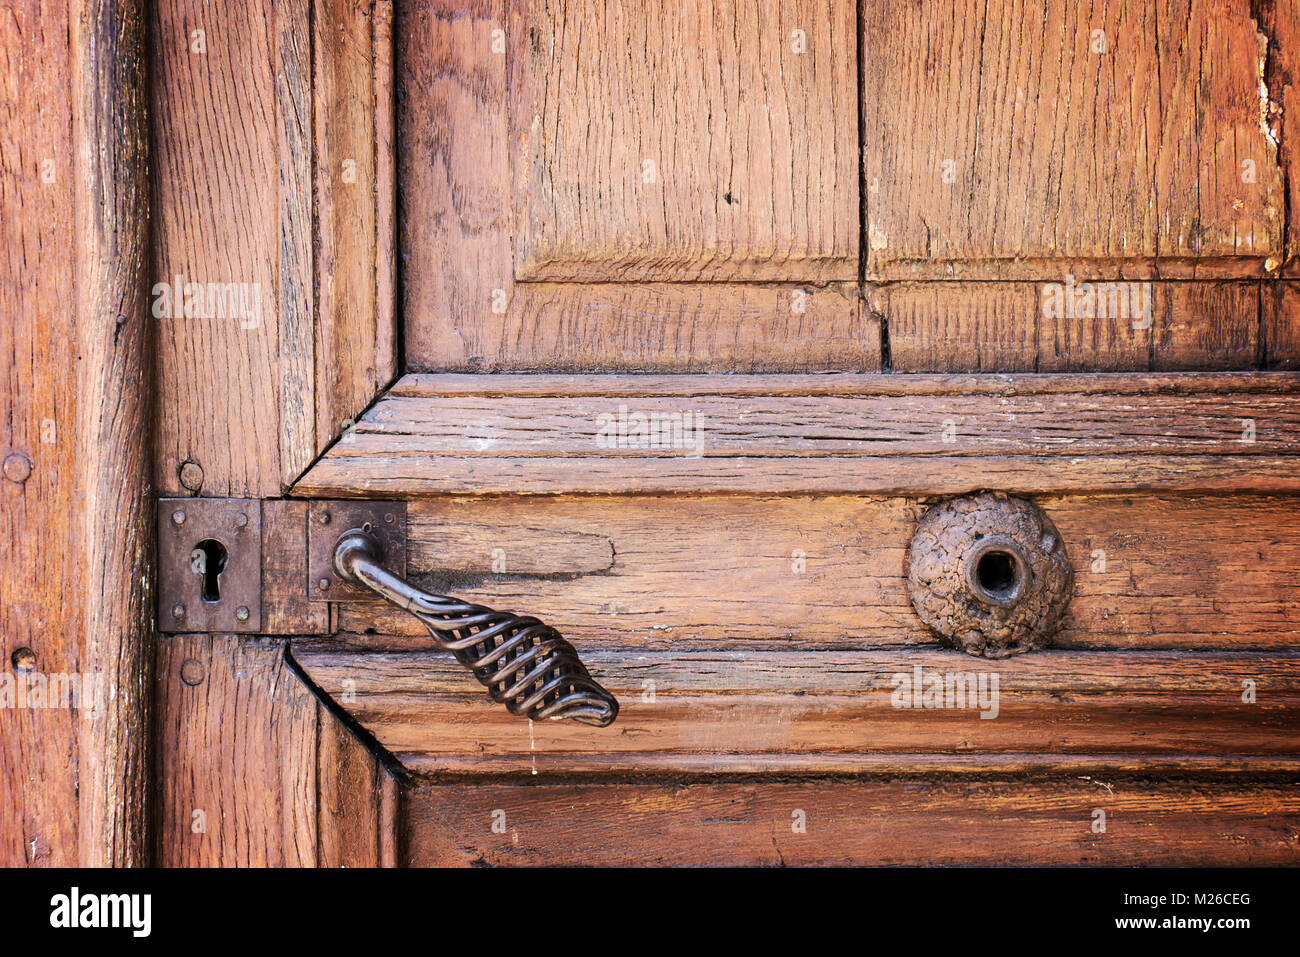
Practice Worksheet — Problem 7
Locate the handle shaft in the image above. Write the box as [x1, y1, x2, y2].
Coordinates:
[333, 530, 618, 727]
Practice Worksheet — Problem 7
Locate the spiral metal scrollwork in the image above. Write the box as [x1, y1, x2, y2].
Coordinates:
[333, 530, 618, 726]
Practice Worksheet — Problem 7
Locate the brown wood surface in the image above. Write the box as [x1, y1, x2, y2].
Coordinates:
[404, 777, 1300, 866]
[1, 0, 153, 867]
[874, 281, 1261, 372]
[510, 0, 858, 282]
[1264, 282, 1300, 366]
[293, 646, 1300, 774]
[0, 0, 82, 867]
[71, 0, 154, 868]
[862, 0, 1284, 280]
[294, 371, 1300, 495]
[314, 493, 1300, 651]
[155, 634, 399, 866]
[400, 1, 875, 373]
[152, 0, 395, 497]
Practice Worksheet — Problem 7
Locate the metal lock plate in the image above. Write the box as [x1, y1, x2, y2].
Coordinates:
[307, 501, 407, 601]
[158, 498, 262, 633]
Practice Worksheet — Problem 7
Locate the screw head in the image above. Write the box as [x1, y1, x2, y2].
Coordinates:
[317, 578, 331, 591]
[2, 453, 32, 484]
[178, 460, 204, 492]
[319, 512, 331, 525]
[10, 647, 36, 672]
[384, 513, 395, 524]
[234, 512, 248, 528]
[179, 658, 205, 686]
[235, 605, 250, 622]
[172, 603, 186, 620]
[171, 509, 186, 527]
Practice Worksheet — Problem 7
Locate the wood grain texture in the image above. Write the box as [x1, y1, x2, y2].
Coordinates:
[314, 0, 397, 448]
[399, 3, 874, 372]
[312, 493, 1300, 651]
[1259, 0, 1298, 273]
[294, 646, 1300, 774]
[1263, 281, 1300, 366]
[873, 281, 1259, 372]
[0, 0, 81, 867]
[510, 0, 857, 282]
[862, 0, 1284, 280]
[261, 499, 330, 636]
[155, 634, 398, 866]
[405, 777, 1300, 865]
[152, 0, 284, 495]
[71, 0, 153, 868]
[293, 372, 1300, 496]
[152, 0, 395, 496]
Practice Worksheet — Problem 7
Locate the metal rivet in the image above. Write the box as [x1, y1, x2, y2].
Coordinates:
[3, 452, 32, 484]
[234, 512, 248, 528]
[179, 658, 205, 686]
[384, 513, 395, 524]
[178, 460, 204, 492]
[171, 509, 186, 527]
[235, 605, 250, 622]
[172, 603, 186, 620]
[11, 647, 36, 672]
[319, 512, 331, 525]
[317, 578, 331, 591]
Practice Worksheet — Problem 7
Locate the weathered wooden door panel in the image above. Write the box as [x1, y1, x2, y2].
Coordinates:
[400, 0, 874, 372]
[11, 0, 1296, 868]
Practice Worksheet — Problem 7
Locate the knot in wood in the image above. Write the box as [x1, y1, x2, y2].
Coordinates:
[906, 493, 1073, 658]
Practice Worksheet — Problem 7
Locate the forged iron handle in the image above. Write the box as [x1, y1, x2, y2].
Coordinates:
[333, 529, 619, 727]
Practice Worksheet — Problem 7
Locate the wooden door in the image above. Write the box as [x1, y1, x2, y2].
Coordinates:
[4, 0, 1299, 867]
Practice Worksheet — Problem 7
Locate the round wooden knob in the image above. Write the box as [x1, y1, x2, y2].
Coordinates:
[906, 492, 1073, 658]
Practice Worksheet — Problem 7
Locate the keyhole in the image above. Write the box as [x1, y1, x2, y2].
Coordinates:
[192, 539, 228, 602]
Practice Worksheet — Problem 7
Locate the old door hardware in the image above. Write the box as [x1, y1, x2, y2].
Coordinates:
[158, 498, 262, 633]
[905, 492, 1073, 658]
[306, 500, 407, 601]
[332, 527, 620, 727]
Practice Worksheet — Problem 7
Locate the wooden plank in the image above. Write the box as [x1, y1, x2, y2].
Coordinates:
[862, 0, 1283, 280]
[0, 0, 81, 868]
[153, 0, 395, 496]
[71, 0, 153, 868]
[1259, 0, 1298, 273]
[405, 777, 1300, 866]
[1263, 281, 1300, 367]
[398, 0, 512, 370]
[414, 282, 876, 373]
[313, 0, 397, 450]
[152, 0, 285, 495]
[294, 646, 1300, 775]
[509, 0, 857, 282]
[293, 372, 1300, 496]
[156, 635, 320, 867]
[398, 4, 873, 372]
[875, 281, 1258, 372]
[317, 707, 387, 867]
[155, 634, 400, 866]
[320, 494, 1300, 650]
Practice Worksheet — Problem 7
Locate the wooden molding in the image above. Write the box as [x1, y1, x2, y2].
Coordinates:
[293, 371, 1300, 496]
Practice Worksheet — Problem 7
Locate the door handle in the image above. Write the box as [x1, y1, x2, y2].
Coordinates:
[332, 529, 619, 727]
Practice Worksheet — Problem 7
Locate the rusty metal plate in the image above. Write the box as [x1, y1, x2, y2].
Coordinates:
[158, 498, 262, 633]
[307, 501, 406, 602]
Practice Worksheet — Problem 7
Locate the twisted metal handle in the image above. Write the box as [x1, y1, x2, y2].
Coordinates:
[333, 530, 619, 727]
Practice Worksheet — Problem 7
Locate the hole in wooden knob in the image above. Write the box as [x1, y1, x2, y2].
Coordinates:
[964, 538, 1030, 608]
[906, 493, 1073, 658]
